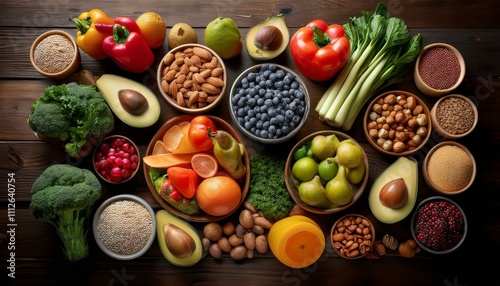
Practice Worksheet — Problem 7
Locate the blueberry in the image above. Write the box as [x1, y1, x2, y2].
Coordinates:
[244, 121, 252, 130]
[269, 73, 277, 82]
[292, 115, 302, 125]
[267, 108, 277, 117]
[281, 125, 290, 134]
[256, 120, 263, 129]
[249, 117, 257, 126]
[247, 72, 256, 82]
[268, 125, 277, 134]
[276, 69, 285, 79]
[276, 114, 285, 125]
[272, 96, 280, 105]
[260, 129, 269, 138]
[291, 81, 299, 89]
[274, 81, 284, 89]
[256, 97, 265, 106]
[261, 113, 269, 122]
[261, 64, 270, 71]
[237, 108, 245, 117]
[269, 64, 277, 72]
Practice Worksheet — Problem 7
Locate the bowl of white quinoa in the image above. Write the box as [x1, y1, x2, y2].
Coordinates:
[93, 194, 156, 260]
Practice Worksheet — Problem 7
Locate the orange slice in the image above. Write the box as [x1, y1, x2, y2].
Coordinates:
[143, 153, 194, 169]
[191, 153, 219, 178]
[163, 124, 183, 151]
[162, 121, 199, 154]
[152, 140, 169, 155]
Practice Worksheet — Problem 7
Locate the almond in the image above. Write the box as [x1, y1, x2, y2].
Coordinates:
[201, 83, 220, 95]
[163, 52, 175, 66]
[239, 209, 254, 229]
[193, 47, 213, 62]
[206, 77, 225, 87]
[211, 67, 224, 77]
[254, 216, 273, 229]
[229, 245, 248, 260]
[199, 69, 212, 79]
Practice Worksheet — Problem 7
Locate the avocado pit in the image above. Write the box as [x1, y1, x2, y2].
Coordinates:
[118, 89, 149, 115]
[254, 26, 283, 51]
[163, 223, 196, 258]
[379, 178, 408, 209]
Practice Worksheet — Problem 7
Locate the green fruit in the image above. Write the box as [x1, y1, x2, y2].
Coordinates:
[317, 157, 339, 182]
[168, 22, 197, 50]
[292, 157, 318, 182]
[205, 17, 242, 59]
[245, 13, 289, 61]
[325, 166, 353, 206]
[346, 160, 365, 185]
[293, 144, 309, 161]
[335, 140, 363, 168]
[298, 175, 334, 208]
[212, 130, 246, 180]
[310, 134, 340, 160]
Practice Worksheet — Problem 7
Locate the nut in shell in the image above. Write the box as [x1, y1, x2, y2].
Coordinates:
[382, 234, 399, 250]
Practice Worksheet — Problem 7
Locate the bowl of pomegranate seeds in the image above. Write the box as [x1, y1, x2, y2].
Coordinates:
[411, 196, 467, 254]
[93, 135, 140, 184]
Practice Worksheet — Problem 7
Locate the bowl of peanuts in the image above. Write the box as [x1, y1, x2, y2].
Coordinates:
[330, 214, 375, 259]
[157, 44, 226, 114]
[363, 90, 432, 156]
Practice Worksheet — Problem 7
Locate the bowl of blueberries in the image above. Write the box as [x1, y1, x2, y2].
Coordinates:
[229, 64, 310, 144]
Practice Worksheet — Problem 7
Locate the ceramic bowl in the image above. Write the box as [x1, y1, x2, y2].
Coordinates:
[422, 141, 476, 195]
[143, 115, 250, 222]
[414, 43, 466, 97]
[363, 90, 432, 156]
[330, 214, 375, 259]
[411, 196, 467, 254]
[157, 44, 226, 114]
[229, 63, 310, 144]
[93, 194, 156, 260]
[30, 30, 81, 80]
[430, 94, 478, 139]
[93, 135, 140, 184]
[284, 130, 369, 214]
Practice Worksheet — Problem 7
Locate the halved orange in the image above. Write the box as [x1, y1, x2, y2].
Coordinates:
[191, 153, 219, 178]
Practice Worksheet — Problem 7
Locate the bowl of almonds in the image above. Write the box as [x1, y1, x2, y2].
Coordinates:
[363, 90, 432, 156]
[157, 44, 226, 114]
[330, 214, 375, 259]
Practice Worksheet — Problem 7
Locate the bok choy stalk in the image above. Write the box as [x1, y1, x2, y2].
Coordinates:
[315, 3, 422, 130]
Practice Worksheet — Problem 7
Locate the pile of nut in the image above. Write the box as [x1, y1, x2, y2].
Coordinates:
[202, 202, 272, 261]
[331, 215, 374, 258]
[368, 234, 421, 259]
[366, 93, 429, 153]
[160, 46, 224, 109]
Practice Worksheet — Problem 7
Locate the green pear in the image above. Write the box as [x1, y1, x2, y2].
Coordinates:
[317, 157, 339, 182]
[335, 140, 363, 168]
[325, 166, 354, 206]
[310, 134, 340, 160]
[298, 175, 333, 208]
[346, 160, 365, 185]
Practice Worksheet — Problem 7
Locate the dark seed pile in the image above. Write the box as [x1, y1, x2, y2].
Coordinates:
[418, 47, 461, 90]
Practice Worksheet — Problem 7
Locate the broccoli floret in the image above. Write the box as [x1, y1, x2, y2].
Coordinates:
[247, 153, 294, 221]
[28, 102, 71, 141]
[30, 164, 102, 262]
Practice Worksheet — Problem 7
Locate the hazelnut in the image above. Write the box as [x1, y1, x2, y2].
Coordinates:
[254, 26, 283, 51]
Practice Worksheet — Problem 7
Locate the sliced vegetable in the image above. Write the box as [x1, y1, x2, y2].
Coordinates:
[167, 167, 199, 199]
[143, 153, 194, 168]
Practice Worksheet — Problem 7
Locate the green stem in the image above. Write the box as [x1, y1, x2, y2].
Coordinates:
[70, 17, 91, 34]
[55, 209, 89, 262]
[312, 26, 331, 47]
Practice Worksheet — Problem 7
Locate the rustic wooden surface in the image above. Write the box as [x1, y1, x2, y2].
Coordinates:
[1, 0, 499, 285]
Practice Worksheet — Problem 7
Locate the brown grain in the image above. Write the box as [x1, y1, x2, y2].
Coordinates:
[34, 34, 75, 73]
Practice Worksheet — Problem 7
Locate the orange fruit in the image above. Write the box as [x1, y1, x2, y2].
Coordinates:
[191, 153, 218, 178]
[136, 12, 167, 49]
[163, 122, 199, 154]
[196, 176, 241, 216]
[152, 140, 169, 155]
[143, 153, 193, 169]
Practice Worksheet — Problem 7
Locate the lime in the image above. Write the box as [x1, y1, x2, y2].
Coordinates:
[317, 157, 339, 182]
[292, 157, 318, 182]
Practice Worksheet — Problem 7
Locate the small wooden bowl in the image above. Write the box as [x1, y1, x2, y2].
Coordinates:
[284, 130, 369, 214]
[430, 94, 478, 140]
[363, 90, 432, 156]
[414, 43, 466, 97]
[330, 214, 375, 259]
[143, 115, 250, 222]
[157, 44, 226, 114]
[422, 141, 476, 195]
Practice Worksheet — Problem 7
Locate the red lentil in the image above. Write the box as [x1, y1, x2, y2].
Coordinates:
[418, 47, 461, 90]
[436, 97, 475, 135]
[34, 34, 75, 73]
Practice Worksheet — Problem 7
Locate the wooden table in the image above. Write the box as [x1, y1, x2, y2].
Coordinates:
[1, 1, 499, 285]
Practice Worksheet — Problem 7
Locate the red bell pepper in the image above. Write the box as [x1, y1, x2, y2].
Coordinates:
[290, 19, 350, 81]
[102, 24, 154, 73]
[94, 16, 142, 35]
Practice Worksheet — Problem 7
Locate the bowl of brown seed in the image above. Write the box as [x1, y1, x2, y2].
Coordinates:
[157, 44, 226, 114]
[430, 94, 478, 140]
[30, 30, 81, 80]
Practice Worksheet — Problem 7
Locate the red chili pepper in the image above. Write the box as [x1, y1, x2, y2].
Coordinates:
[94, 16, 142, 35]
[102, 24, 154, 73]
[290, 19, 350, 81]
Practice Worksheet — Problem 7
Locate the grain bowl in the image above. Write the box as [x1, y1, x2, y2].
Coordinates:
[411, 196, 467, 254]
[422, 141, 476, 195]
[414, 43, 466, 97]
[93, 194, 156, 260]
[330, 214, 375, 259]
[430, 94, 478, 139]
[93, 135, 140, 184]
[143, 115, 250, 222]
[30, 30, 81, 80]
[363, 90, 432, 156]
[157, 44, 226, 114]
[284, 130, 369, 214]
[229, 63, 310, 144]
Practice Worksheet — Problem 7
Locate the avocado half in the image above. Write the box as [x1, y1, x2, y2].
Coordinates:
[368, 157, 418, 224]
[245, 14, 289, 61]
[96, 74, 160, 128]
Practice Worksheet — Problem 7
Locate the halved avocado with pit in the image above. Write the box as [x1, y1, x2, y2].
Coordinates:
[96, 74, 160, 128]
[245, 14, 289, 61]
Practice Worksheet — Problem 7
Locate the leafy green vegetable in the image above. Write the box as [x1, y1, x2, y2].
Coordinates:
[247, 153, 294, 221]
[28, 82, 114, 157]
[316, 3, 422, 130]
[30, 164, 102, 262]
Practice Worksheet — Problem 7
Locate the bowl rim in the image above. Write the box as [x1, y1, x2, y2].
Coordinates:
[330, 214, 375, 259]
[430, 94, 478, 139]
[410, 195, 467, 254]
[156, 43, 226, 114]
[284, 130, 369, 214]
[228, 63, 310, 144]
[93, 135, 141, 184]
[30, 29, 81, 79]
[142, 115, 250, 222]
[413, 42, 466, 97]
[422, 141, 476, 195]
[363, 90, 432, 156]
[92, 194, 157, 260]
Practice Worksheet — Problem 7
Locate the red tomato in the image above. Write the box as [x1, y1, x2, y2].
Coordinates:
[188, 116, 217, 151]
[191, 116, 217, 131]
[167, 167, 199, 199]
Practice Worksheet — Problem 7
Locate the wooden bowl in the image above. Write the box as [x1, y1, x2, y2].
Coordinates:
[330, 214, 375, 259]
[430, 94, 478, 139]
[414, 43, 466, 97]
[422, 141, 476, 195]
[363, 90, 432, 156]
[156, 44, 226, 114]
[143, 115, 250, 222]
[284, 130, 369, 214]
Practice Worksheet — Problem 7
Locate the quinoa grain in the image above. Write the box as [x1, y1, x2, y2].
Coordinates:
[436, 97, 475, 135]
[34, 34, 75, 73]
